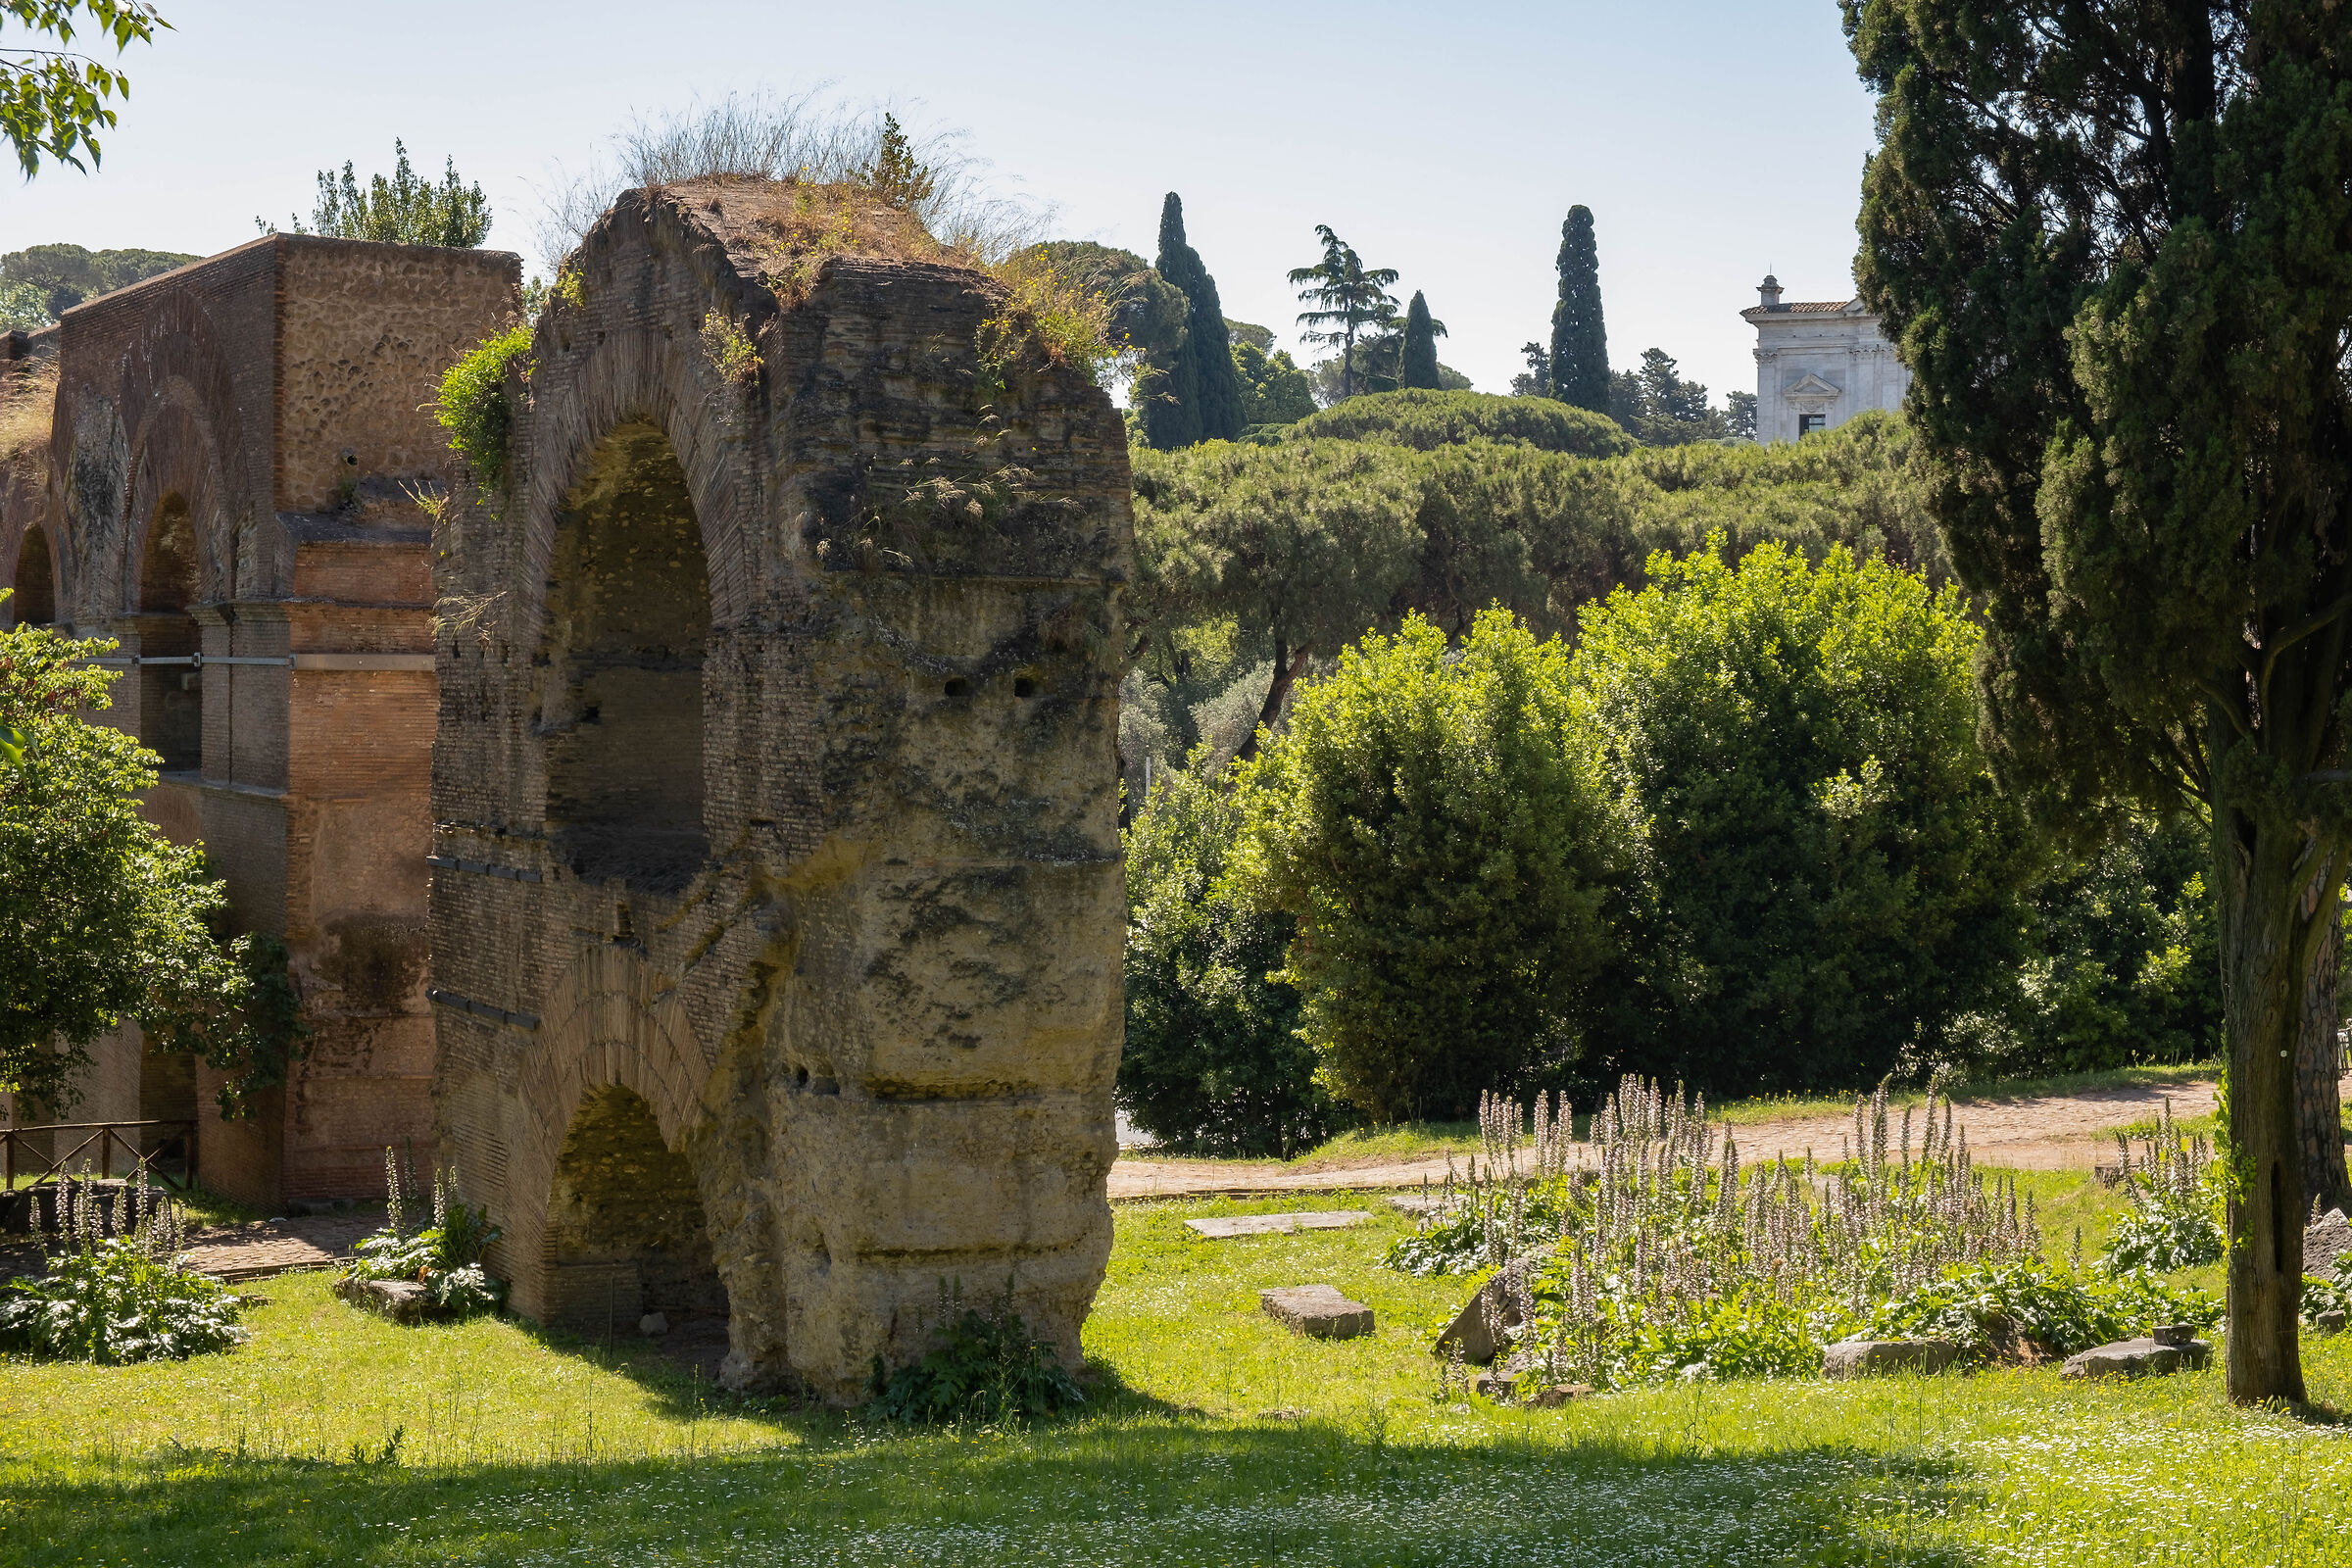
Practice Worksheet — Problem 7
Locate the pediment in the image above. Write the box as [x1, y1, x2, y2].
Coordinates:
[1783, 372, 1842, 399]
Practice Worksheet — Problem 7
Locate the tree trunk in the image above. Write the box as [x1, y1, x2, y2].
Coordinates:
[2298, 872, 2350, 1217]
[1233, 641, 1311, 767]
[2215, 805, 2312, 1404]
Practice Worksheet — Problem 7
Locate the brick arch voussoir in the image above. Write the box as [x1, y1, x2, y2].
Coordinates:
[506, 204, 767, 657]
[122, 388, 230, 611]
[113, 291, 245, 612]
[505, 946, 717, 1246]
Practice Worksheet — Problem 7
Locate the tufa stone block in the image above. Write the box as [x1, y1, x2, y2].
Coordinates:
[1532, 1383, 1596, 1407]
[1823, 1339, 1966, 1379]
[1259, 1285, 1375, 1340]
[2060, 1336, 2212, 1380]
[1186, 1211, 1369, 1240]
[2307, 1208, 2352, 1281]
[334, 1275, 431, 1325]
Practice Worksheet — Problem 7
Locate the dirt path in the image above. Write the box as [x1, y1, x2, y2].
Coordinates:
[1107, 1074, 2263, 1200]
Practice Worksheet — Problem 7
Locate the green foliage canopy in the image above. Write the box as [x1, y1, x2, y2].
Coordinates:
[0, 0, 166, 176]
[0, 242, 198, 325]
[1234, 611, 1618, 1121]
[0, 614, 266, 1114]
[1118, 760, 1332, 1156]
[1398, 291, 1443, 391]
[1846, 0, 2352, 1398]
[1144, 194, 1243, 448]
[277, 139, 491, 248]
[1549, 206, 1609, 414]
[1289, 225, 1398, 404]
[1571, 542, 2033, 1094]
[1285, 389, 1633, 459]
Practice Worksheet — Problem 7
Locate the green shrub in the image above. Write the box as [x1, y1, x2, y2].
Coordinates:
[342, 1154, 505, 1319]
[2098, 1106, 2224, 1273]
[0, 1177, 245, 1364]
[1234, 611, 1619, 1121]
[1570, 539, 2034, 1094]
[1861, 1260, 2219, 1357]
[865, 1289, 1086, 1425]
[1287, 389, 1635, 457]
[432, 324, 532, 493]
[1117, 760, 1335, 1156]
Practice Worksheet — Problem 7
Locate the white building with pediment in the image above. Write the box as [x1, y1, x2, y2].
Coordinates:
[1740, 275, 1910, 443]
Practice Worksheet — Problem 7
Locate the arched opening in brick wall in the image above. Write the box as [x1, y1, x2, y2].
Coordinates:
[135, 493, 203, 772]
[541, 422, 710, 893]
[10, 525, 55, 626]
[542, 1083, 726, 1343]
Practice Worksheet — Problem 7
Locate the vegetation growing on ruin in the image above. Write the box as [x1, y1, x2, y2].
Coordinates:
[697, 311, 759, 385]
[432, 322, 533, 494]
[0, 352, 57, 471]
[264, 138, 491, 247]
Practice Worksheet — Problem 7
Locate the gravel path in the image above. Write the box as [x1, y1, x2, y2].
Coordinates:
[1106, 1074, 2262, 1200]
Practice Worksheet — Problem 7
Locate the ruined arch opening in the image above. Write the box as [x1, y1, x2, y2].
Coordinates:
[11, 525, 55, 626]
[543, 1083, 726, 1340]
[135, 493, 203, 772]
[542, 422, 710, 892]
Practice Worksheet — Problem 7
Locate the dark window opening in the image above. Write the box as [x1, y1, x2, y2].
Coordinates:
[11, 526, 55, 626]
[544, 1084, 727, 1350]
[943, 677, 971, 699]
[1013, 676, 1038, 699]
[137, 495, 204, 772]
[542, 421, 710, 893]
[1797, 413, 1828, 437]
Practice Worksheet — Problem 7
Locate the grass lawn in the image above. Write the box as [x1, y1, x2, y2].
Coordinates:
[1, 1170, 2343, 1566]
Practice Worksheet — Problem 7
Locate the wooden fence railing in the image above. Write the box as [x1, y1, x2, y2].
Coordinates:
[1, 1120, 197, 1191]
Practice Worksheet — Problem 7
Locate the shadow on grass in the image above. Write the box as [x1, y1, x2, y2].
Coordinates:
[0, 1418, 1987, 1567]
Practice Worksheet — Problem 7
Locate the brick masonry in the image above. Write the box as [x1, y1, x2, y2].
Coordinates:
[0, 238, 519, 1205]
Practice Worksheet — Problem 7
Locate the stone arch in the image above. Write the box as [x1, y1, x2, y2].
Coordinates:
[494, 944, 719, 1326]
[541, 1083, 725, 1336]
[7, 522, 57, 626]
[129, 490, 205, 770]
[536, 420, 712, 891]
[114, 291, 244, 602]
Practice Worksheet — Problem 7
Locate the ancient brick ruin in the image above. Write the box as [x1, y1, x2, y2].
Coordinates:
[0, 237, 519, 1204]
[429, 183, 1129, 1396]
[3, 183, 1132, 1400]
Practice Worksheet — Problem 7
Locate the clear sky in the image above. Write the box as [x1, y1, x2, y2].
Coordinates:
[6, 0, 1881, 406]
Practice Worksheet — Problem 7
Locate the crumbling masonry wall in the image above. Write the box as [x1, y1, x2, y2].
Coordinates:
[429, 183, 1130, 1399]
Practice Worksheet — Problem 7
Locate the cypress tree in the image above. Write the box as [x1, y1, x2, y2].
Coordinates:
[1549, 207, 1609, 414]
[1398, 291, 1441, 389]
[1148, 194, 1247, 447]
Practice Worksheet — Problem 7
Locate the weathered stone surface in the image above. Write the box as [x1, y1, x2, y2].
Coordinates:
[1434, 1257, 1544, 1366]
[2060, 1336, 2212, 1379]
[334, 1275, 430, 1324]
[1823, 1339, 1966, 1379]
[1260, 1285, 1375, 1340]
[1473, 1371, 1517, 1400]
[427, 182, 1133, 1404]
[1531, 1383, 1596, 1407]
[638, 1312, 669, 1337]
[1186, 1211, 1370, 1240]
[2308, 1208, 2352, 1281]
[2319, 1309, 2348, 1335]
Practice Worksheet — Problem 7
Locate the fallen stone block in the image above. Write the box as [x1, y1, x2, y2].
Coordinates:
[1473, 1371, 1517, 1400]
[639, 1311, 669, 1337]
[1823, 1339, 1965, 1379]
[1186, 1211, 1370, 1240]
[1259, 1285, 1375, 1340]
[1531, 1383, 1596, 1407]
[2060, 1335, 2212, 1380]
[1433, 1258, 1545, 1366]
[2308, 1208, 2352, 1281]
[2318, 1309, 2347, 1335]
[334, 1275, 431, 1325]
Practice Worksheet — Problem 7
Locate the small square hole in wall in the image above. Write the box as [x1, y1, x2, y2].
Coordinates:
[1014, 676, 1038, 699]
[943, 677, 971, 699]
